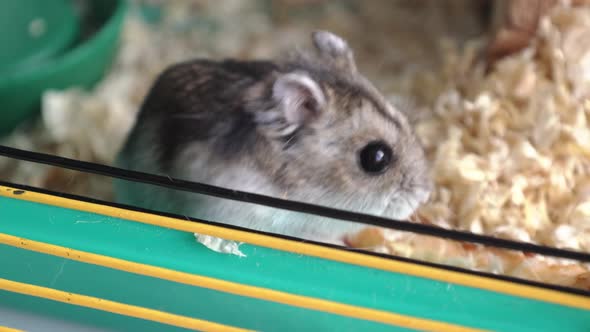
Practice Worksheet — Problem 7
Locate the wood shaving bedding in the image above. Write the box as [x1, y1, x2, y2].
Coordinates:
[420, 5, 590, 252]
[1, 1, 589, 290]
[350, 3, 590, 290]
[347, 227, 590, 290]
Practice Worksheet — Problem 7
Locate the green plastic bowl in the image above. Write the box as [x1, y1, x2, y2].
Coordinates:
[0, 0, 128, 136]
[0, 0, 80, 75]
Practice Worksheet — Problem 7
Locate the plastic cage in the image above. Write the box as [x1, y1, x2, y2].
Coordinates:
[0, 145, 589, 332]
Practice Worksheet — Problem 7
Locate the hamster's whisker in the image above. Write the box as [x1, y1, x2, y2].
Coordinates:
[282, 135, 297, 149]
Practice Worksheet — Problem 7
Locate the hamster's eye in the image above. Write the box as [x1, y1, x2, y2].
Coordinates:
[358, 140, 393, 175]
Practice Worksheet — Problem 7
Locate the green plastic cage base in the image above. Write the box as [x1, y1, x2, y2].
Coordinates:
[0, 183, 589, 332]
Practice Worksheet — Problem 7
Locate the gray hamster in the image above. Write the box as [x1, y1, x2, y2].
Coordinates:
[114, 31, 432, 247]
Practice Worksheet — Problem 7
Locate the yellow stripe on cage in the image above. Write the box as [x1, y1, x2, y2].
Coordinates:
[0, 326, 25, 332]
[0, 233, 483, 332]
[1, 185, 590, 312]
[0, 277, 252, 332]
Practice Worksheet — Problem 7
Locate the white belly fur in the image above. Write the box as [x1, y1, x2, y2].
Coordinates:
[114, 155, 367, 246]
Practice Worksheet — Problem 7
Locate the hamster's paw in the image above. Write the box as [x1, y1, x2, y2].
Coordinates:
[193, 233, 247, 257]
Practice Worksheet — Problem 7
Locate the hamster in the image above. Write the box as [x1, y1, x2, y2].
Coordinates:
[114, 31, 432, 248]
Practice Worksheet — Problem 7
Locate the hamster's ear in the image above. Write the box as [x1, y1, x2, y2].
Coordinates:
[274, 72, 326, 122]
[312, 30, 357, 75]
[254, 72, 326, 138]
